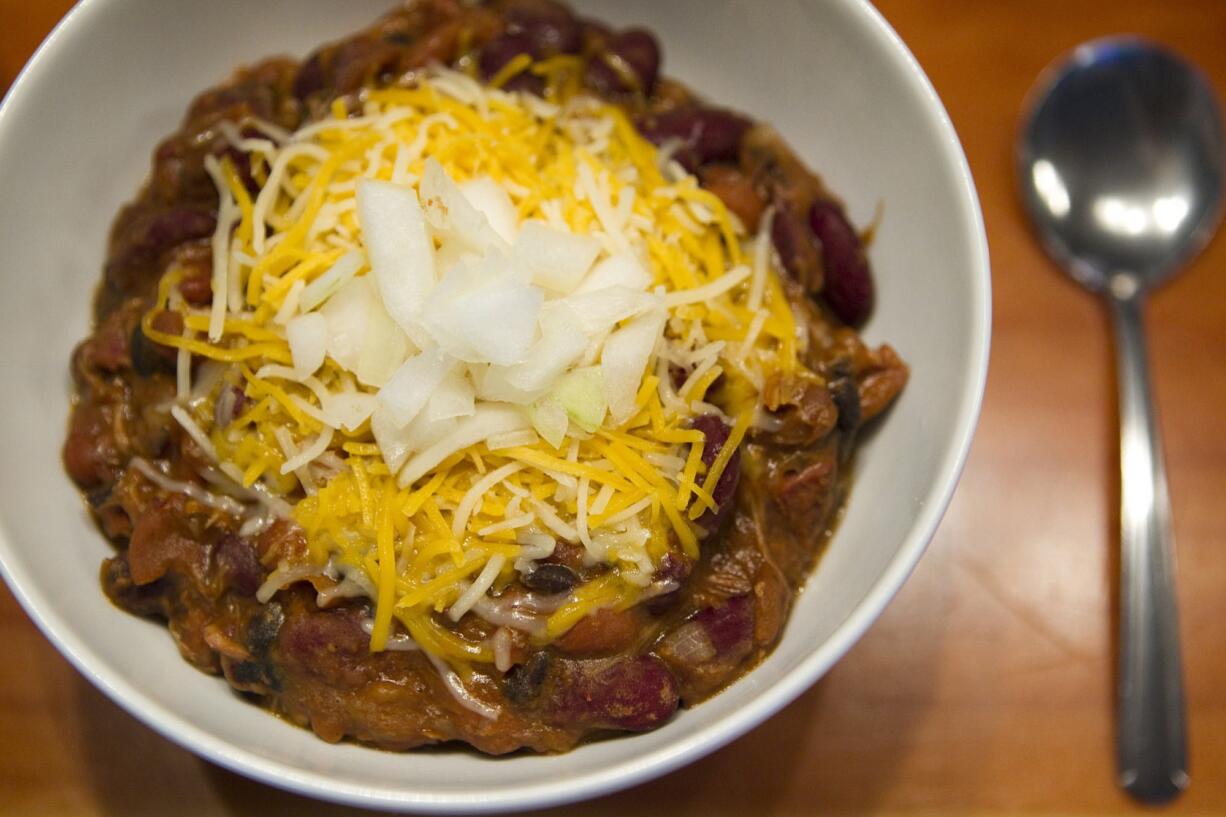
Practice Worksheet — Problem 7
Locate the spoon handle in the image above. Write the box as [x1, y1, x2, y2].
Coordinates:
[1110, 291, 1188, 804]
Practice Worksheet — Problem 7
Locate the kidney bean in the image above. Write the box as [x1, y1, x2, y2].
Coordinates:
[639, 108, 752, 172]
[547, 655, 679, 731]
[126, 502, 209, 586]
[63, 402, 118, 490]
[505, 0, 581, 57]
[479, 31, 534, 79]
[768, 448, 838, 531]
[215, 534, 265, 597]
[106, 207, 217, 294]
[809, 200, 874, 326]
[330, 38, 403, 95]
[770, 201, 823, 293]
[690, 414, 741, 532]
[177, 264, 213, 307]
[293, 52, 326, 101]
[521, 563, 579, 595]
[693, 593, 755, 659]
[585, 27, 661, 96]
[130, 310, 183, 377]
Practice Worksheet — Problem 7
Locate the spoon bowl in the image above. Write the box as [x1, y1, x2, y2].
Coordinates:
[1019, 37, 1225, 805]
[1021, 37, 1224, 293]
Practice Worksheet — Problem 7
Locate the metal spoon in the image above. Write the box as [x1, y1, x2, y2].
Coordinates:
[1018, 38, 1224, 804]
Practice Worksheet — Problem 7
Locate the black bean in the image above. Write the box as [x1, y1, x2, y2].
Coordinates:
[639, 107, 752, 172]
[247, 601, 284, 656]
[522, 563, 579, 595]
[831, 376, 861, 432]
[503, 651, 550, 703]
[809, 200, 874, 326]
[129, 323, 174, 377]
[690, 414, 741, 532]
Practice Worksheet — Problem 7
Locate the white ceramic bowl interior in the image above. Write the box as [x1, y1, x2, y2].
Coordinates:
[0, 0, 989, 811]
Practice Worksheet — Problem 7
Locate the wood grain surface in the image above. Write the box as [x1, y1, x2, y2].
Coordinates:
[2, 1, 1225, 815]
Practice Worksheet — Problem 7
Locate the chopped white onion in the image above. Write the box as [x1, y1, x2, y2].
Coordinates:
[513, 220, 602, 293]
[321, 275, 377, 371]
[600, 306, 666, 424]
[420, 157, 508, 253]
[371, 405, 413, 473]
[355, 179, 435, 337]
[527, 398, 568, 448]
[420, 255, 543, 366]
[575, 251, 652, 293]
[561, 285, 655, 336]
[377, 349, 454, 428]
[500, 302, 588, 392]
[286, 312, 327, 379]
[423, 369, 476, 422]
[321, 392, 378, 432]
[550, 366, 606, 433]
[460, 177, 519, 244]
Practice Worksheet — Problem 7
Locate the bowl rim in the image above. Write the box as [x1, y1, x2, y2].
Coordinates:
[0, 0, 991, 811]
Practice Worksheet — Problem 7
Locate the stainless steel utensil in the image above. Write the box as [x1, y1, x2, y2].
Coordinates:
[1018, 36, 1224, 804]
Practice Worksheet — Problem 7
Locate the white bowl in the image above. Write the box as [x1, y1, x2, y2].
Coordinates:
[0, 0, 989, 811]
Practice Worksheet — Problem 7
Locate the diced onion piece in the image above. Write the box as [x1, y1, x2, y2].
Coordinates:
[528, 398, 569, 448]
[321, 275, 377, 372]
[460, 177, 519, 244]
[550, 366, 606, 433]
[421, 258, 543, 366]
[434, 240, 478, 279]
[475, 364, 544, 405]
[322, 392, 378, 432]
[562, 286, 655, 336]
[286, 313, 327, 379]
[513, 220, 602, 293]
[356, 298, 410, 387]
[300, 250, 363, 313]
[377, 349, 454, 427]
[402, 411, 460, 455]
[601, 306, 666, 424]
[355, 179, 435, 338]
[575, 251, 652, 293]
[398, 404, 529, 487]
[502, 302, 588, 392]
[420, 157, 507, 252]
[371, 405, 414, 473]
[423, 369, 476, 422]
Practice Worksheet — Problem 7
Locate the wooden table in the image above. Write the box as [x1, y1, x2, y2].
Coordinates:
[3, 1, 1225, 814]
